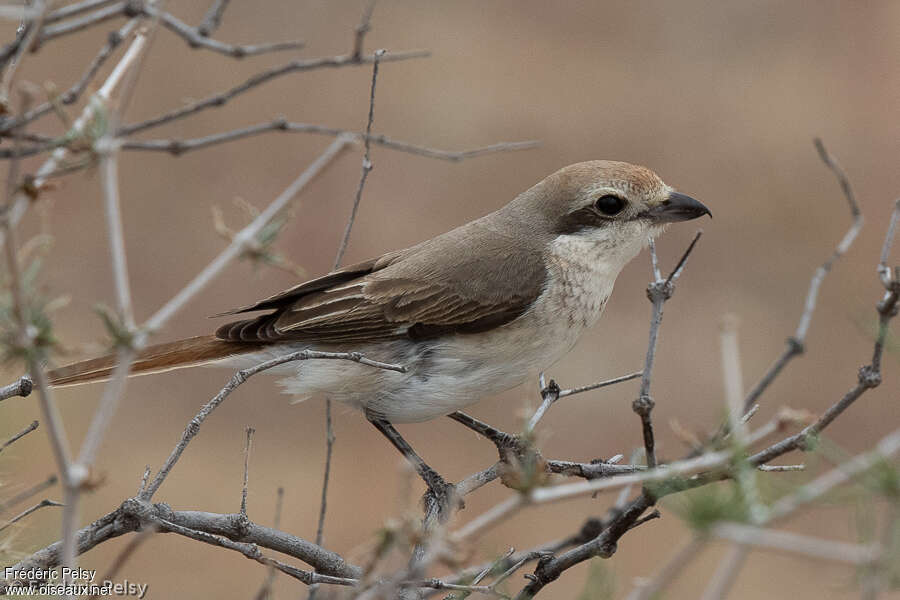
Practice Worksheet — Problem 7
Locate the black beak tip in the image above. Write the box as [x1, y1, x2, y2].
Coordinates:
[666, 191, 711, 222]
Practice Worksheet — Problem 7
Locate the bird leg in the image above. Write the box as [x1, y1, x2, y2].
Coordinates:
[367, 416, 460, 516]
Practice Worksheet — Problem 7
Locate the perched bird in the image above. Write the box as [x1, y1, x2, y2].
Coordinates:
[48, 160, 709, 498]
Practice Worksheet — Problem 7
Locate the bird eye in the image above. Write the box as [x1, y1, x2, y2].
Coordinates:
[594, 195, 626, 216]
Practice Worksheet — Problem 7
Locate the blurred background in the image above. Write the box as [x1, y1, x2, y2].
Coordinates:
[2, 1, 899, 598]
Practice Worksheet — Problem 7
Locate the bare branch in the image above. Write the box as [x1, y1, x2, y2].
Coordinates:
[0, 419, 38, 452]
[2, 501, 362, 591]
[241, 426, 255, 517]
[626, 536, 707, 600]
[710, 523, 879, 565]
[878, 198, 900, 287]
[148, 7, 305, 58]
[118, 50, 429, 137]
[139, 349, 405, 501]
[197, 0, 231, 37]
[142, 135, 352, 334]
[634, 231, 703, 468]
[740, 139, 863, 415]
[0, 374, 33, 401]
[88, 525, 156, 600]
[0, 474, 57, 514]
[118, 120, 540, 162]
[556, 370, 642, 398]
[352, 0, 378, 60]
[0, 498, 63, 534]
[699, 545, 748, 600]
[333, 48, 384, 268]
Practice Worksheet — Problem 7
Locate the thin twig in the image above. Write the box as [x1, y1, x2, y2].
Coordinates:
[142, 135, 352, 334]
[0, 474, 57, 514]
[148, 7, 304, 58]
[0, 419, 38, 452]
[118, 50, 429, 137]
[352, 0, 377, 59]
[87, 525, 157, 600]
[556, 370, 643, 398]
[0, 498, 63, 534]
[625, 536, 707, 600]
[333, 48, 384, 267]
[253, 487, 284, 600]
[118, 120, 540, 161]
[699, 544, 748, 600]
[711, 523, 879, 565]
[241, 426, 255, 517]
[634, 231, 703, 468]
[197, 0, 231, 37]
[740, 139, 862, 415]
[139, 349, 405, 501]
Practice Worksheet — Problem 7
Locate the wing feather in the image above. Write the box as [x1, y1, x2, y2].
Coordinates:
[215, 219, 548, 345]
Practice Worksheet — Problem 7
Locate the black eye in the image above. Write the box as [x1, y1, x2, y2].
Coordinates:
[594, 195, 626, 216]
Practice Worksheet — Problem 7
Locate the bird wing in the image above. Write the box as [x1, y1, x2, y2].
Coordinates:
[215, 221, 548, 344]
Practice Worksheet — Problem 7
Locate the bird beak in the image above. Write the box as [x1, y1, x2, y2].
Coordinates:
[645, 192, 711, 222]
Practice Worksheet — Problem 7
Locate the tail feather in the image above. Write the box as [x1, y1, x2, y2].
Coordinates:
[47, 335, 261, 387]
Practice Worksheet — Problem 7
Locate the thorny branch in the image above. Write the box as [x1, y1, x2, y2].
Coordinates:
[634, 232, 703, 469]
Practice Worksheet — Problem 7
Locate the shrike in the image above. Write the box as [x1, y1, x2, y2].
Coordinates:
[48, 160, 710, 500]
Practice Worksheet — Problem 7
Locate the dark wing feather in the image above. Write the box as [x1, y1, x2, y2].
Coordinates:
[215, 219, 548, 345]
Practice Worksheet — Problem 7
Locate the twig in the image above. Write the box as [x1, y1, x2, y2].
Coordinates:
[142, 136, 352, 334]
[453, 447, 732, 542]
[0, 21, 152, 251]
[0, 474, 57, 514]
[307, 400, 334, 600]
[253, 487, 284, 600]
[740, 139, 862, 415]
[556, 370, 643, 398]
[139, 349, 405, 501]
[118, 120, 540, 161]
[0, 498, 63, 534]
[720, 315, 766, 524]
[634, 231, 703, 468]
[0, 0, 47, 111]
[197, 0, 231, 37]
[878, 199, 900, 287]
[528, 371, 642, 432]
[698, 545, 748, 600]
[118, 50, 429, 137]
[0, 419, 38, 452]
[241, 427, 255, 517]
[710, 523, 879, 565]
[765, 428, 900, 523]
[148, 7, 305, 58]
[2, 500, 362, 591]
[352, 0, 377, 59]
[625, 536, 707, 600]
[87, 525, 156, 600]
[146, 514, 357, 587]
[0, 374, 32, 401]
[333, 48, 384, 267]
[37, 2, 126, 45]
[45, 0, 119, 24]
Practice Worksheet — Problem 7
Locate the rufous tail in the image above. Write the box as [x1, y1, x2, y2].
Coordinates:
[47, 335, 260, 387]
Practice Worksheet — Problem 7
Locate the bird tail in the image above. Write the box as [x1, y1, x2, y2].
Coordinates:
[47, 335, 258, 388]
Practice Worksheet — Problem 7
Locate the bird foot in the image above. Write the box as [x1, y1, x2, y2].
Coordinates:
[421, 468, 464, 518]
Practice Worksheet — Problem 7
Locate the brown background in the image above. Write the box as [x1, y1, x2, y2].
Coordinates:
[2, 1, 899, 598]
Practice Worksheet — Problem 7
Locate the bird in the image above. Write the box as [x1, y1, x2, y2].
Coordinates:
[47, 160, 709, 503]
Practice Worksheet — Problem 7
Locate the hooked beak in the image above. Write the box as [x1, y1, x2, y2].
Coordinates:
[645, 191, 711, 223]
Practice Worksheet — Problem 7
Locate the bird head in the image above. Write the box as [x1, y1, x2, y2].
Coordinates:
[504, 160, 710, 266]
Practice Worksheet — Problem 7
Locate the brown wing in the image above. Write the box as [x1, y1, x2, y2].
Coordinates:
[215, 219, 547, 344]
